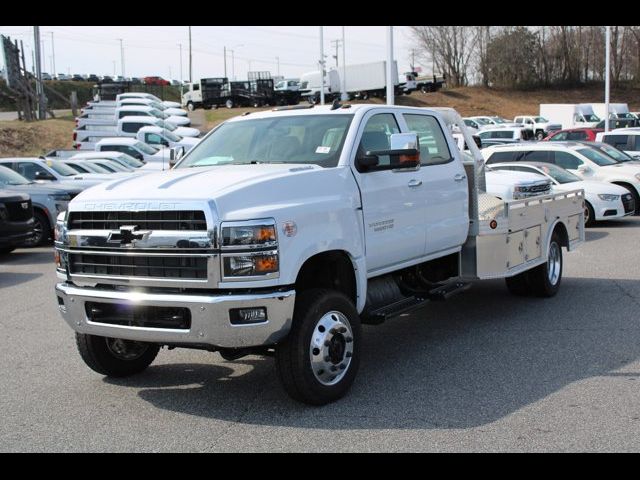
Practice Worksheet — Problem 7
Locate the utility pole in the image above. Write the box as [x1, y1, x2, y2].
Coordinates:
[33, 26, 45, 119]
[341, 26, 347, 101]
[411, 49, 415, 71]
[276, 56, 280, 76]
[178, 43, 183, 83]
[605, 25, 611, 133]
[223, 46, 227, 78]
[49, 31, 56, 76]
[113, 60, 116, 76]
[386, 26, 394, 105]
[188, 26, 192, 83]
[117, 38, 125, 78]
[331, 39, 342, 68]
[319, 26, 325, 105]
[231, 50, 235, 80]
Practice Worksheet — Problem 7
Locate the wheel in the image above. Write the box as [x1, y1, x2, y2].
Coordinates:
[203, 104, 212, 110]
[23, 209, 50, 247]
[505, 271, 532, 296]
[75, 333, 159, 377]
[527, 232, 563, 297]
[584, 201, 595, 227]
[0, 247, 15, 255]
[186, 101, 195, 112]
[252, 100, 261, 108]
[225, 99, 234, 109]
[536, 131, 545, 141]
[622, 185, 640, 215]
[275, 289, 361, 405]
[361, 92, 370, 101]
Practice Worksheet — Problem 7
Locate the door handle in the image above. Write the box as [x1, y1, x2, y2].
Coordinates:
[408, 179, 422, 188]
[454, 174, 466, 182]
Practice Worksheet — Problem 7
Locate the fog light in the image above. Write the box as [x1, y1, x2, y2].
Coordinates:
[230, 307, 267, 325]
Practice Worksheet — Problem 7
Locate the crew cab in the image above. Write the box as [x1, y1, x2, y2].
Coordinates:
[136, 126, 200, 151]
[54, 105, 584, 405]
[77, 105, 191, 128]
[94, 138, 171, 170]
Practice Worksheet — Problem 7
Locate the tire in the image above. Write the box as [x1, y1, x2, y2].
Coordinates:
[23, 209, 50, 247]
[505, 271, 532, 296]
[225, 99, 234, 109]
[584, 201, 596, 228]
[203, 104, 212, 110]
[252, 101, 261, 108]
[186, 101, 195, 112]
[361, 92, 370, 101]
[0, 247, 15, 255]
[527, 232, 563, 298]
[275, 289, 361, 405]
[619, 184, 640, 215]
[536, 130, 545, 141]
[75, 333, 159, 377]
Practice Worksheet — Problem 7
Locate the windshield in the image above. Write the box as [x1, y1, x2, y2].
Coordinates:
[534, 163, 581, 184]
[80, 162, 108, 173]
[64, 162, 87, 173]
[473, 117, 491, 125]
[157, 120, 177, 131]
[150, 108, 168, 119]
[135, 142, 158, 155]
[93, 161, 119, 172]
[617, 113, 634, 119]
[48, 161, 79, 176]
[0, 165, 30, 185]
[577, 147, 618, 166]
[597, 143, 634, 162]
[163, 129, 181, 142]
[534, 116, 548, 122]
[176, 114, 354, 169]
[583, 114, 600, 122]
[491, 117, 508, 124]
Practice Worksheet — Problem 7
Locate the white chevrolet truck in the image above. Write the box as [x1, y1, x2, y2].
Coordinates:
[54, 105, 585, 405]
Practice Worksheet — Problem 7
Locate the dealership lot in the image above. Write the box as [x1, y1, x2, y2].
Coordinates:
[1, 217, 640, 452]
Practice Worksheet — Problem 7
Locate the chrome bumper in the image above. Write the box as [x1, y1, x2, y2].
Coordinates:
[55, 283, 295, 348]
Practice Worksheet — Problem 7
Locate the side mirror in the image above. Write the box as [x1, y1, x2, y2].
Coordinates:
[577, 165, 590, 174]
[169, 146, 185, 169]
[357, 133, 420, 172]
[35, 170, 55, 181]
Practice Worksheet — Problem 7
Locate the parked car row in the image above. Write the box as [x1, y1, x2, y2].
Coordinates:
[39, 73, 175, 85]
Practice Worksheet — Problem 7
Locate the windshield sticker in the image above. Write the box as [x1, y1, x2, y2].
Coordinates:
[315, 146, 331, 154]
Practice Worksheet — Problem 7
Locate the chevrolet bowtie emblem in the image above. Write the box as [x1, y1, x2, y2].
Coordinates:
[108, 225, 151, 247]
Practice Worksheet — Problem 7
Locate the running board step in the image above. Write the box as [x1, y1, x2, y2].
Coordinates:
[361, 296, 429, 325]
[426, 281, 471, 301]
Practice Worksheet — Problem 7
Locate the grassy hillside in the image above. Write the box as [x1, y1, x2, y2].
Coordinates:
[3, 83, 640, 157]
[0, 117, 74, 157]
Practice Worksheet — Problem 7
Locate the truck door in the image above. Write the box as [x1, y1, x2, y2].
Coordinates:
[352, 112, 426, 273]
[400, 113, 469, 256]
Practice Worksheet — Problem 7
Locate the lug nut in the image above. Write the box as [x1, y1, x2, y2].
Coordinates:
[324, 356, 331, 362]
[324, 340, 331, 347]
[330, 328, 338, 335]
[330, 365, 338, 372]
[345, 337, 353, 343]
[339, 363, 346, 370]
[339, 326, 347, 333]
[346, 351, 352, 358]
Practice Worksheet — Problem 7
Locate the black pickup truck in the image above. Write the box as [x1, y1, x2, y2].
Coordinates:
[0, 190, 34, 254]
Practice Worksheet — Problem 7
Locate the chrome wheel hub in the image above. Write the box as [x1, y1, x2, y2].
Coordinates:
[309, 311, 354, 386]
[547, 242, 561, 285]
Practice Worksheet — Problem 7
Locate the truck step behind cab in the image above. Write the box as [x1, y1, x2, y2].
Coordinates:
[54, 105, 585, 405]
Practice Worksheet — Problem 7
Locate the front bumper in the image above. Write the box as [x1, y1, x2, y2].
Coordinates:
[0, 219, 35, 247]
[55, 282, 295, 348]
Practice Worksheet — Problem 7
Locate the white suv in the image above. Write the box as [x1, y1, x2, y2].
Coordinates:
[482, 142, 640, 214]
[513, 115, 562, 140]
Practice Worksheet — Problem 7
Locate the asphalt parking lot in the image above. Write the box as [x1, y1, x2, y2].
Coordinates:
[1, 218, 640, 452]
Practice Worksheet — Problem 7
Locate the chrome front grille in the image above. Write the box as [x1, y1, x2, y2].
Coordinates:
[69, 252, 208, 280]
[68, 210, 207, 231]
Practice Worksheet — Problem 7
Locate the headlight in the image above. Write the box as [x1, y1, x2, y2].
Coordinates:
[221, 220, 277, 248]
[221, 219, 279, 279]
[223, 251, 279, 278]
[598, 194, 620, 201]
[0, 203, 7, 221]
[49, 193, 71, 201]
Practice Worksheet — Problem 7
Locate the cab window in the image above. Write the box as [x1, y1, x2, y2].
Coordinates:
[553, 151, 583, 170]
[359, 113, 400, 167]
[402, 114, 452, 165]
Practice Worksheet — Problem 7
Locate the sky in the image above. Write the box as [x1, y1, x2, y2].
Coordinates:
[0, 26, 425, 81]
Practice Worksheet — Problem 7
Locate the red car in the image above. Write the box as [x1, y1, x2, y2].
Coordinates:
[542, 128, 603, 142]
[143, 76, 170, 86]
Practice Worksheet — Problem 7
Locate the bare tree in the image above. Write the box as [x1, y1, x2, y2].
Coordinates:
[409, 26, 477, 87]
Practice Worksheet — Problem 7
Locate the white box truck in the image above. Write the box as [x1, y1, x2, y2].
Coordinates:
[587, 103, 638, 128]
[343, 60, 399, 100]
[539, 104, 601, 130]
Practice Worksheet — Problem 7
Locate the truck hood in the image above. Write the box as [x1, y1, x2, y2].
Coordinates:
[71, 164, 324, 204]
[485, 169, 549, 187]
[167, 115, 191, 126]
[553, 180, 629, 195]
[174, 126, 201, 137]
[1, 182, 84, 196]
[600, 163, 640, 176]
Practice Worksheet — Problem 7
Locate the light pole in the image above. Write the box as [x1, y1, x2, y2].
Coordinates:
[341, 26, 348, 101]
[319, 26, 325, 105]
[117, 38, 125, 78]
[34, 26, 45, 119]
[386, 26, 394, 106]
[605, 25, 611, 133]
[49, 31, 56, 77]
[227, 44, 244, 80]
[188, 26, 192, 83]
[276, 56, 280, 76]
